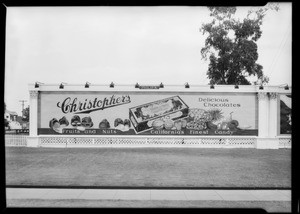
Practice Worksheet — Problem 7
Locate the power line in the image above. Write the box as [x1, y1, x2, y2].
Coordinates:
[267, 23, 291, 75]
[274, 31, 289, 65]
[267, 25, 289, 74]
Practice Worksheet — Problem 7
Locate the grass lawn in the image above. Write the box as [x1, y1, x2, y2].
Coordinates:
[6, 199, 291, 212]
[5, 147, 291, 188]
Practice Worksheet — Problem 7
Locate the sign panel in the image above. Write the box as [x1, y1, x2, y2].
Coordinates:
[279, 94, 291, 134]
[38, 92, 258, 136]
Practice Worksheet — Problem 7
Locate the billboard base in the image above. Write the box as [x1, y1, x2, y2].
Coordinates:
[35, 136, 256, 148]
[16, 136, 290, 149]
[27, 136, 39, 147]
[255, 138, 279, 149]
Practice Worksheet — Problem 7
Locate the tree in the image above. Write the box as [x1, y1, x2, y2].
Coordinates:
[200, 4, 279, 85]
[4, 102, 9, 128]
[22, 106, 29, 122]
[280, 94, 291, 134]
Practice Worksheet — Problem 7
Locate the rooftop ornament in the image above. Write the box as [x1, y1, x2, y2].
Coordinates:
[256, 78, 268, 90]
[59, 82, 67, 89]
[109, 82, 114, 88]
[135, 83, 140, 88]
[34, 81, 44, 88]
[159, 82, 164, 88]
[279, 84, 289, 90]
[85, 82, 91, 88]
[185, 82, 190, 88]
[285, 85, 289, 90]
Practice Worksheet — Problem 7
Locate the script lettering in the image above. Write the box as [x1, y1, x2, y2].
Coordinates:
[56, 95, 131, 114]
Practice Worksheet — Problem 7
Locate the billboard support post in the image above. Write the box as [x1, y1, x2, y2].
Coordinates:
[28, 90, 39, 147]
[256, 92, 279, 149]
[269, 93, 278, 137]
[257, 92, 269, 138]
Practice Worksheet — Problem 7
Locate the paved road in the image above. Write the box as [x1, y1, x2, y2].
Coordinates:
[6, 188, 291, 201]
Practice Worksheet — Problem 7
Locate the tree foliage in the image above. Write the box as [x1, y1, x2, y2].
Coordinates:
[200, 4, 279, 85]
[22, 106, 30, 122]
[4, 102, 9, 128]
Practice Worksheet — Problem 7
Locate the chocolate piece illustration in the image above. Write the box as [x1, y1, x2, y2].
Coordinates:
[164, 119, 174, 130]
[114, 118, 124, 127]
[49, 118, 59, 128]
[81, 116, 93, 127]
[59, 116, 69, 126]
[123, 119, 131, 128]
[99, 119, 110, 129]
[71, 115, 81, 126]
[174, 120, 182, 130]
[152, 120, 164, 130]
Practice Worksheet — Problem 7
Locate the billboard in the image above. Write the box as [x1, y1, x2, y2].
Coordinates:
[279, 94, 291, 134]
[38, 91, 258, 136]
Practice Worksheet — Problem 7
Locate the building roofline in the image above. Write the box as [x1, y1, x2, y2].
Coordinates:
[28, 83, 292, 93]
[5, 110, 18, 115]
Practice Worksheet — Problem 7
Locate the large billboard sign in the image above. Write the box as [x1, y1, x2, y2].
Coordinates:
[38, 92, 258, 136]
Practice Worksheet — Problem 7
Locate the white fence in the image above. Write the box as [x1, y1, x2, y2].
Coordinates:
[37, 136, 256, 148]
[5, 135, 291, 149]
[278, 137, 292, 149]
[5, 134, 28, 147]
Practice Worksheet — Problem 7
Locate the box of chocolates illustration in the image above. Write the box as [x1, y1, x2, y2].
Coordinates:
[129, 96, 189, 134]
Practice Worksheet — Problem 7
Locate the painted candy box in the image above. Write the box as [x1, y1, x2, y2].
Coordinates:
[129, 96, 189, 134]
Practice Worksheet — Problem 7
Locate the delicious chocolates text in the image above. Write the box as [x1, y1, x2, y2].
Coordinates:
[57, 95, 131, 114]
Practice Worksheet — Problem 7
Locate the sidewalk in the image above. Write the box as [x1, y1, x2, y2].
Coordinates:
[6, 188, 291, 201]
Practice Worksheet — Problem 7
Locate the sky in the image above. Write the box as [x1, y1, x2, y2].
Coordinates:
[5, 4, 292, 115]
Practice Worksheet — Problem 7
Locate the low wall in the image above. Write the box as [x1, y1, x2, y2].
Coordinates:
[5, 135, 291, 149]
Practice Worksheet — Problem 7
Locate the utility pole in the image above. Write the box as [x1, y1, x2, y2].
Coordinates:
[19, 100, 27, 117]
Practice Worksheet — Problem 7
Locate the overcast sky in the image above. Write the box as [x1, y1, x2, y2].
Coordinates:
[5, 4, 292, 115]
